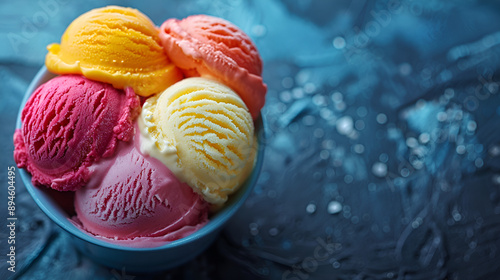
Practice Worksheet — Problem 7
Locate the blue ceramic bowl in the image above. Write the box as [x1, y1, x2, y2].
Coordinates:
[17, 67, 266, 272]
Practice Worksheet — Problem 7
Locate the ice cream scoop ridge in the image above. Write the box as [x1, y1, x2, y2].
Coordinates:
[13, 75, 140, 191]
[139, 77, 256, 205]
[74, 127, 208, 247]
[159, 15, 266, 119]
[46, 6, 182, 96]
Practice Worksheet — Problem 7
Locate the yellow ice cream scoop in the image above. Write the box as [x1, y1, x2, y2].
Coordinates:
[45, 6, 182, 96]
[139, 77, 256, 205]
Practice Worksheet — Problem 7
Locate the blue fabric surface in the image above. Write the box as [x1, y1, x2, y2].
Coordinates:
[1, 0, 500, 279]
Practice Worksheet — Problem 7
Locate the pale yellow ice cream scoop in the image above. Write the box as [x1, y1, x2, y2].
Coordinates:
[45, 6, 182, 96]
[139, 77, 256, 205]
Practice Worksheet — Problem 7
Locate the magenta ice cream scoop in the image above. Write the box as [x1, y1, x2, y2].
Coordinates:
[14, 75, 140, 191]
[74, 126, 209, 247]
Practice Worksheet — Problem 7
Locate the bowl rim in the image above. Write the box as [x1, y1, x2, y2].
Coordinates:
[17, 66, 266, 252]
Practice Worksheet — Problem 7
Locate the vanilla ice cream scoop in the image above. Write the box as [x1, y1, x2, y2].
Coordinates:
[139, 77, 256, 205]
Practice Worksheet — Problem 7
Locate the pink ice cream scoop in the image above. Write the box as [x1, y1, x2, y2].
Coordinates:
[13, 75, 140, 191]
[159, 14, 267, 120]
[74, 129, 209, 247]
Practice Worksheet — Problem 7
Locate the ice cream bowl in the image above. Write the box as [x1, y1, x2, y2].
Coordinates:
[17, 67, 266, 272]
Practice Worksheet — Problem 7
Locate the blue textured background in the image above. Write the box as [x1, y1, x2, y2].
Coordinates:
[1, 0, 500, 279]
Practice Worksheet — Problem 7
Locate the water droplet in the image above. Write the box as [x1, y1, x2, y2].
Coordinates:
[251, 24, 266, 37]
[332, 36, 346, 49]
[331, 91, 343, 102]
[440, 95, 450, 104]
[475, 158, 484, 168]
[355, 119, 365, 130]
[282, 77, 294, 89]
[406, 137, 418, 148]
[304, 83, 316, 94]
[399, 63, 412, 76]
[336, 116, 353, 135]
[436, 111, 448, 122]
[351, 216, 359, 224]
[327, 201, 342, 214]
[372, 162, 388, 177]
[353, 144, 365, 154]
[419, 133, 430, 144]
[335, 102, 346, 111]
[314, 128, 324, 138]
[306, 203, 317, 214]
[376, 113, 387, 124]
[269, 227, 279, 236]
[292, 88, 304, 99]
[467, 120, 477, 132]
[411, 217, 423, 229]
[279, 91, 292, 102]
[344, 174, 353, 184]
[493, 174, 500, 184]
[303, 115, 316, 126]
[400, 168, 410, 177]
[411, 220, 420, 229]
[332, 261, 341, 269]
[464, 96, 479, 111]
[456, 145, 466, 155]
[322, 139, 335, 149]
[312, 94, 326, 106]
[444, 88, 455, 98]
[320, 108, 334, 120]
[356, 106, 368, 117]
[487, 82, 499, 94]
[379, 153, 389, 163]
[410, 156, 424, 170]
[320, 150, 330, 160]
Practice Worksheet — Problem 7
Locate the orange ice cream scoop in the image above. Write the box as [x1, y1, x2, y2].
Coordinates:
[159, 15, 267, 120]
[45, 6, 182, 97]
